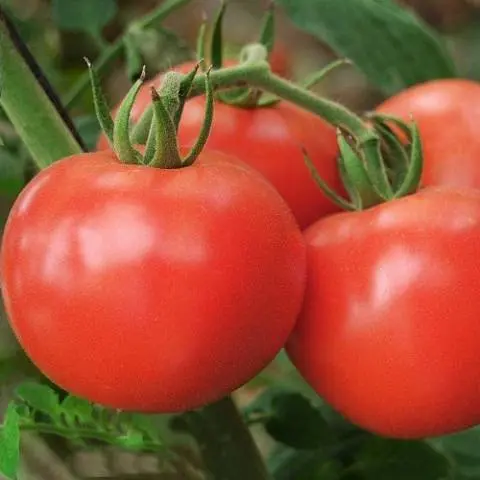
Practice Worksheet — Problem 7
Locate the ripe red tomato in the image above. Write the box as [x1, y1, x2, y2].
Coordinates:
[98, 66, 340, 229]
[268, 41, 291, 78]
[287, 187, 480, 438]
[376, 79, 480, 189]
[1, 150, 306, 412]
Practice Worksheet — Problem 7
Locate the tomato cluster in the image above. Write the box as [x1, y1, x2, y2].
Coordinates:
[2, 58, 480, 441]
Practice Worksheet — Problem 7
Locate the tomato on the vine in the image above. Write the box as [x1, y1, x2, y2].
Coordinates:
[97, 65, 341, 230]
[1, 150, 306, 412]
[287, 187, 480, 438]
[376, 79, 480, 189]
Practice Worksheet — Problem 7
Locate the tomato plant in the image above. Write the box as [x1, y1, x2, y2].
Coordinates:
[287, 187, 480, 439]
[376, 79, 480, 190]
[0, 149, 306, 412]
[0, 0, 473, 478]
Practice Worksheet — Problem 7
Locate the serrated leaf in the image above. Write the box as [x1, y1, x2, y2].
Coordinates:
[52, 0, 117, 37]
[129, 413, 162, 443]
[61, 396, 94, 425]
[15, 382, 60, 418]
[0, 403, 20, 480]
[117, 430, 145, 450]
[274, 0, 456, 95]
[356, 438, 449, 480]
[265, 392, 335, 449]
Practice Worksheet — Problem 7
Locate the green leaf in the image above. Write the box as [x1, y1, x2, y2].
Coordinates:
[433, 427, 480, 479]
[0, 403, 20, 480]
[129, 413, 162, 443]
[117, 431, 145, 450]
[16, 382, 60, 419]
[273, 0, 456, 95]
[52, 0, 118, 37]
[0, 148, 25, 197]
[356, 438, 450, 480]
[252, 390, 335, 449]
[61, 396, 94, 426]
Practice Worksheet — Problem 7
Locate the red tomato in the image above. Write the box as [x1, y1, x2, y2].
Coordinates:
[269, 41, 291, 78]
[1, 150, 306, 412]
[98, 65, 340, 229]
[376, 79, 480, 189]
[287, 187, 480, 438]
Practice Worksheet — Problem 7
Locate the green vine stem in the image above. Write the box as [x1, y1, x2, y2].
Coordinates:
[175, 396, 272, 480]
[21, 423, 163, 452]
[0, 12, 82, 168]
[64, 0, 192, 108]
[132, 58, 375, 144]
[190, 62, 371, 140]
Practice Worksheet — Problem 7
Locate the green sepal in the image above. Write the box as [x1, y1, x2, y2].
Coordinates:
[85, 57, 114, 147]
[158, 71, 182, 118]
[196, 18, 208, 70]
[302, 147, 356, 212]
[142, 109, 158, 165]
[182, 67, 214, 166]
[131, 104, 154, 144]
[337, 130, 382, 209]
[301, 59, 352, 90]
[361, 136, 394, 200]
[259, 2, 275, 55]
[373, 119, 409, 191]
[394, 121, 423, 197]
[113, 67, 146, 164]
[174, 62, 200, 128]
[149, 87, 182, 169]
[367, 112, 411, 140]
[210, 1, 226, 69]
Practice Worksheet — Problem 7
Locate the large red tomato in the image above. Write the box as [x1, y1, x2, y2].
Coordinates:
[1, 150, 306, 412]
[98, 67, 341, 230]
[376, 79, 480, 189]
[287, 187, 480, 438]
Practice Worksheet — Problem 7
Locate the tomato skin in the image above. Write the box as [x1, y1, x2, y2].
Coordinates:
[1, 151, 306, 412]
[287, 187, 480, 438]
[269, 42, 291, 78]
[98, 66, 341, 229]
[376, 79, 480, 189]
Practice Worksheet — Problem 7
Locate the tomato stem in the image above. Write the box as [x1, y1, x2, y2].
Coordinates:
[176, 396, 273, 480]
[0, 10, 83, 168]
[185, 62, 374, 141]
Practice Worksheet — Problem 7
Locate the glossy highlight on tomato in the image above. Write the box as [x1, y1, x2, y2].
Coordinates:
[287, 187, 480, 438]
[1, 150, 306, 412]
[376, 79, 480, 190]
[98, 64, 341, 229]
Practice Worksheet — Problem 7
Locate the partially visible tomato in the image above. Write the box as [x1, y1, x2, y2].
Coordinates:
[287, 187, 480, 438]
[376, 79, 480, 190]
[98, 66, 341, 229]
[1, 150, 306, 412]
[268, 41, 291, 78]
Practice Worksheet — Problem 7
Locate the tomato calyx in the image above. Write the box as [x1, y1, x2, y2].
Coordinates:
[304, 116, 423, 211]
[88, 60, 214, 169]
